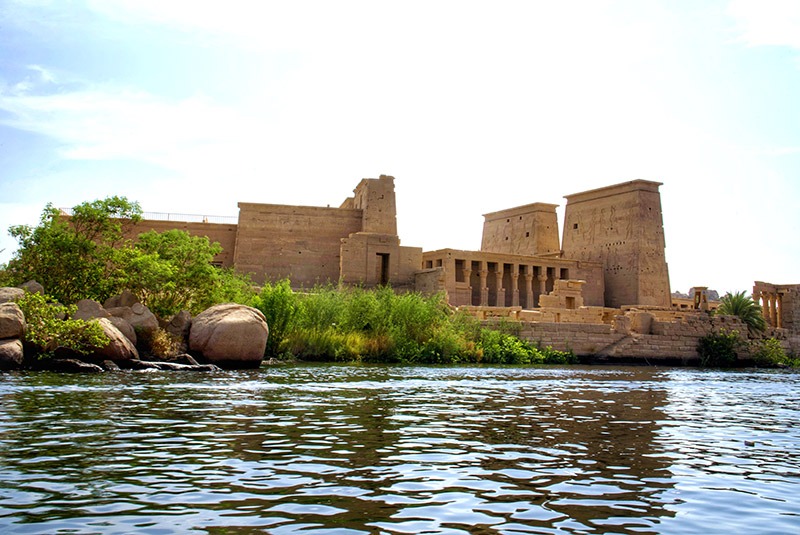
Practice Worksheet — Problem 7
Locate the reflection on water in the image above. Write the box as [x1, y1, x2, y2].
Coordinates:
[0, 366, 798, 534]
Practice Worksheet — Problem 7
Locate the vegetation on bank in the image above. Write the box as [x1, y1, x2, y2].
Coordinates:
[251, 281, 575, 365]
[2, 197, 252, 317]
[16, 291, 109, 359]
[697, 291, 796, 368]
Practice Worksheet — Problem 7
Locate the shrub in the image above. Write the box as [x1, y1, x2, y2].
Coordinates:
[253, 279, 299, 358]
[540, 345, 577, 364]
[149, 328, 183, 359]
[751, 337, 794, 368]
[697, 329, 742, 367]
[16, 291, 109, 359]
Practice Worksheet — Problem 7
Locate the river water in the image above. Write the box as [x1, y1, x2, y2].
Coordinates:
[0, 365, 798, 534]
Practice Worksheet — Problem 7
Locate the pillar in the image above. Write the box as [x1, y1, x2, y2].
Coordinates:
[538, 273, 547, 298]
[463, 264, 472, 306]
[495, 265, 504, 307]
[479, 265, 489, 307]
[511, 266, 520, 307]
[524, 268, 534, 310]
[761, 292, 771, 326]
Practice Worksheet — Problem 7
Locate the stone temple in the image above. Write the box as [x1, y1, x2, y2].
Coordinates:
[130, 175, 670, 309]
[126, 174, 799, 359]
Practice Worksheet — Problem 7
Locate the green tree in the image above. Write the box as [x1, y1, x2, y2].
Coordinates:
[5, 197, 141, 304]
[716, 291, 767, 335]
[125, 229, 254, 317]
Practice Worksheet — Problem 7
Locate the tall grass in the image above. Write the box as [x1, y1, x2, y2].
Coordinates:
[252, 281, 574, 365]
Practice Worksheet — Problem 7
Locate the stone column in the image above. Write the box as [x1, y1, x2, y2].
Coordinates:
[760, 292, 771, 326]
[770, 294, 778, 328]
[777, 293, 783, 329]
[524, 268, 534, 310]
[479, 265, 489, 307]
[538, 273, 547, 296]
[463, 264, 472, 306]
[495, 266, 504, 307]
[511, 266, 520, 307]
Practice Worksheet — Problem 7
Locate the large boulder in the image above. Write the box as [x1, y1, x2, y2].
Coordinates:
[107, 303, 159, 339]
[73, 299, 111, 321]
[189, 304, 268, 368]
[0, 302, 25, 340]
[165, 310, 192, 339]
[0, 339, 24, 371]
[19, 280, 44, 294]
[0, 287, 24, 304]
[93, 318, 139, 362]
[104, 290, 139, 309]
[108, 316, 137, 347]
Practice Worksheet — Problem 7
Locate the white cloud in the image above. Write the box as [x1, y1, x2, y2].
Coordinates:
[727, 0, 800, 49]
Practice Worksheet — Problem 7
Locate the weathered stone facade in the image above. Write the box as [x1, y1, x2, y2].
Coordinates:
[562, 180, 671, 308]
[481, 203, 560, 256]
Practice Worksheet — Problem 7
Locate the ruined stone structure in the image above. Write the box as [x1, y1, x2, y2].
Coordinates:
[753, 281, 799, 331]
[562, 180, 672, 308]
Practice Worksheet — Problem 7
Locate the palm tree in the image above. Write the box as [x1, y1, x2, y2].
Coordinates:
[716, 291, 767, 334]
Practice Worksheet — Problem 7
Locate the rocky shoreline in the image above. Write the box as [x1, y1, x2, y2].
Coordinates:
[0, 282, 269, 373]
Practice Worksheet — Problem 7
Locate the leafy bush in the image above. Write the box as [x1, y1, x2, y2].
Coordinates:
[252, 279, 299, 358]
[249, 282, 577, 365]
[697, 329, 742, 367]
[16, 291, 109, 359]
[541, 345, 578, 364]
[751, 337, 796, 368]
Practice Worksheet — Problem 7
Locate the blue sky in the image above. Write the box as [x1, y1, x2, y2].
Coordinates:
[1, 0, 798, 295]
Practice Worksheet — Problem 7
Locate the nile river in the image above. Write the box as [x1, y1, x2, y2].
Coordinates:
[0, 365, 798, 534]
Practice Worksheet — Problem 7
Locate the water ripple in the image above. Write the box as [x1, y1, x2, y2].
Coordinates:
[0, 366, 798, 533]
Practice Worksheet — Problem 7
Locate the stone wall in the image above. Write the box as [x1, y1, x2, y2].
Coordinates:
[339, 233, 422, 289]
[234, 203, 363, 286]
[514, 311, 750, 364]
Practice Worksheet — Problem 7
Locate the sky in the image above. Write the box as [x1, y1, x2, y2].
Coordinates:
[0, 0, 798, 296]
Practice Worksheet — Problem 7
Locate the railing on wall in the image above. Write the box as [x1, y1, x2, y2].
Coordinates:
[59, 209, 237, 225]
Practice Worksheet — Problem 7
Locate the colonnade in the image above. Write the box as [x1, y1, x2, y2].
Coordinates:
[755, 289, 782, 328]
[446, 257, 568, 308]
